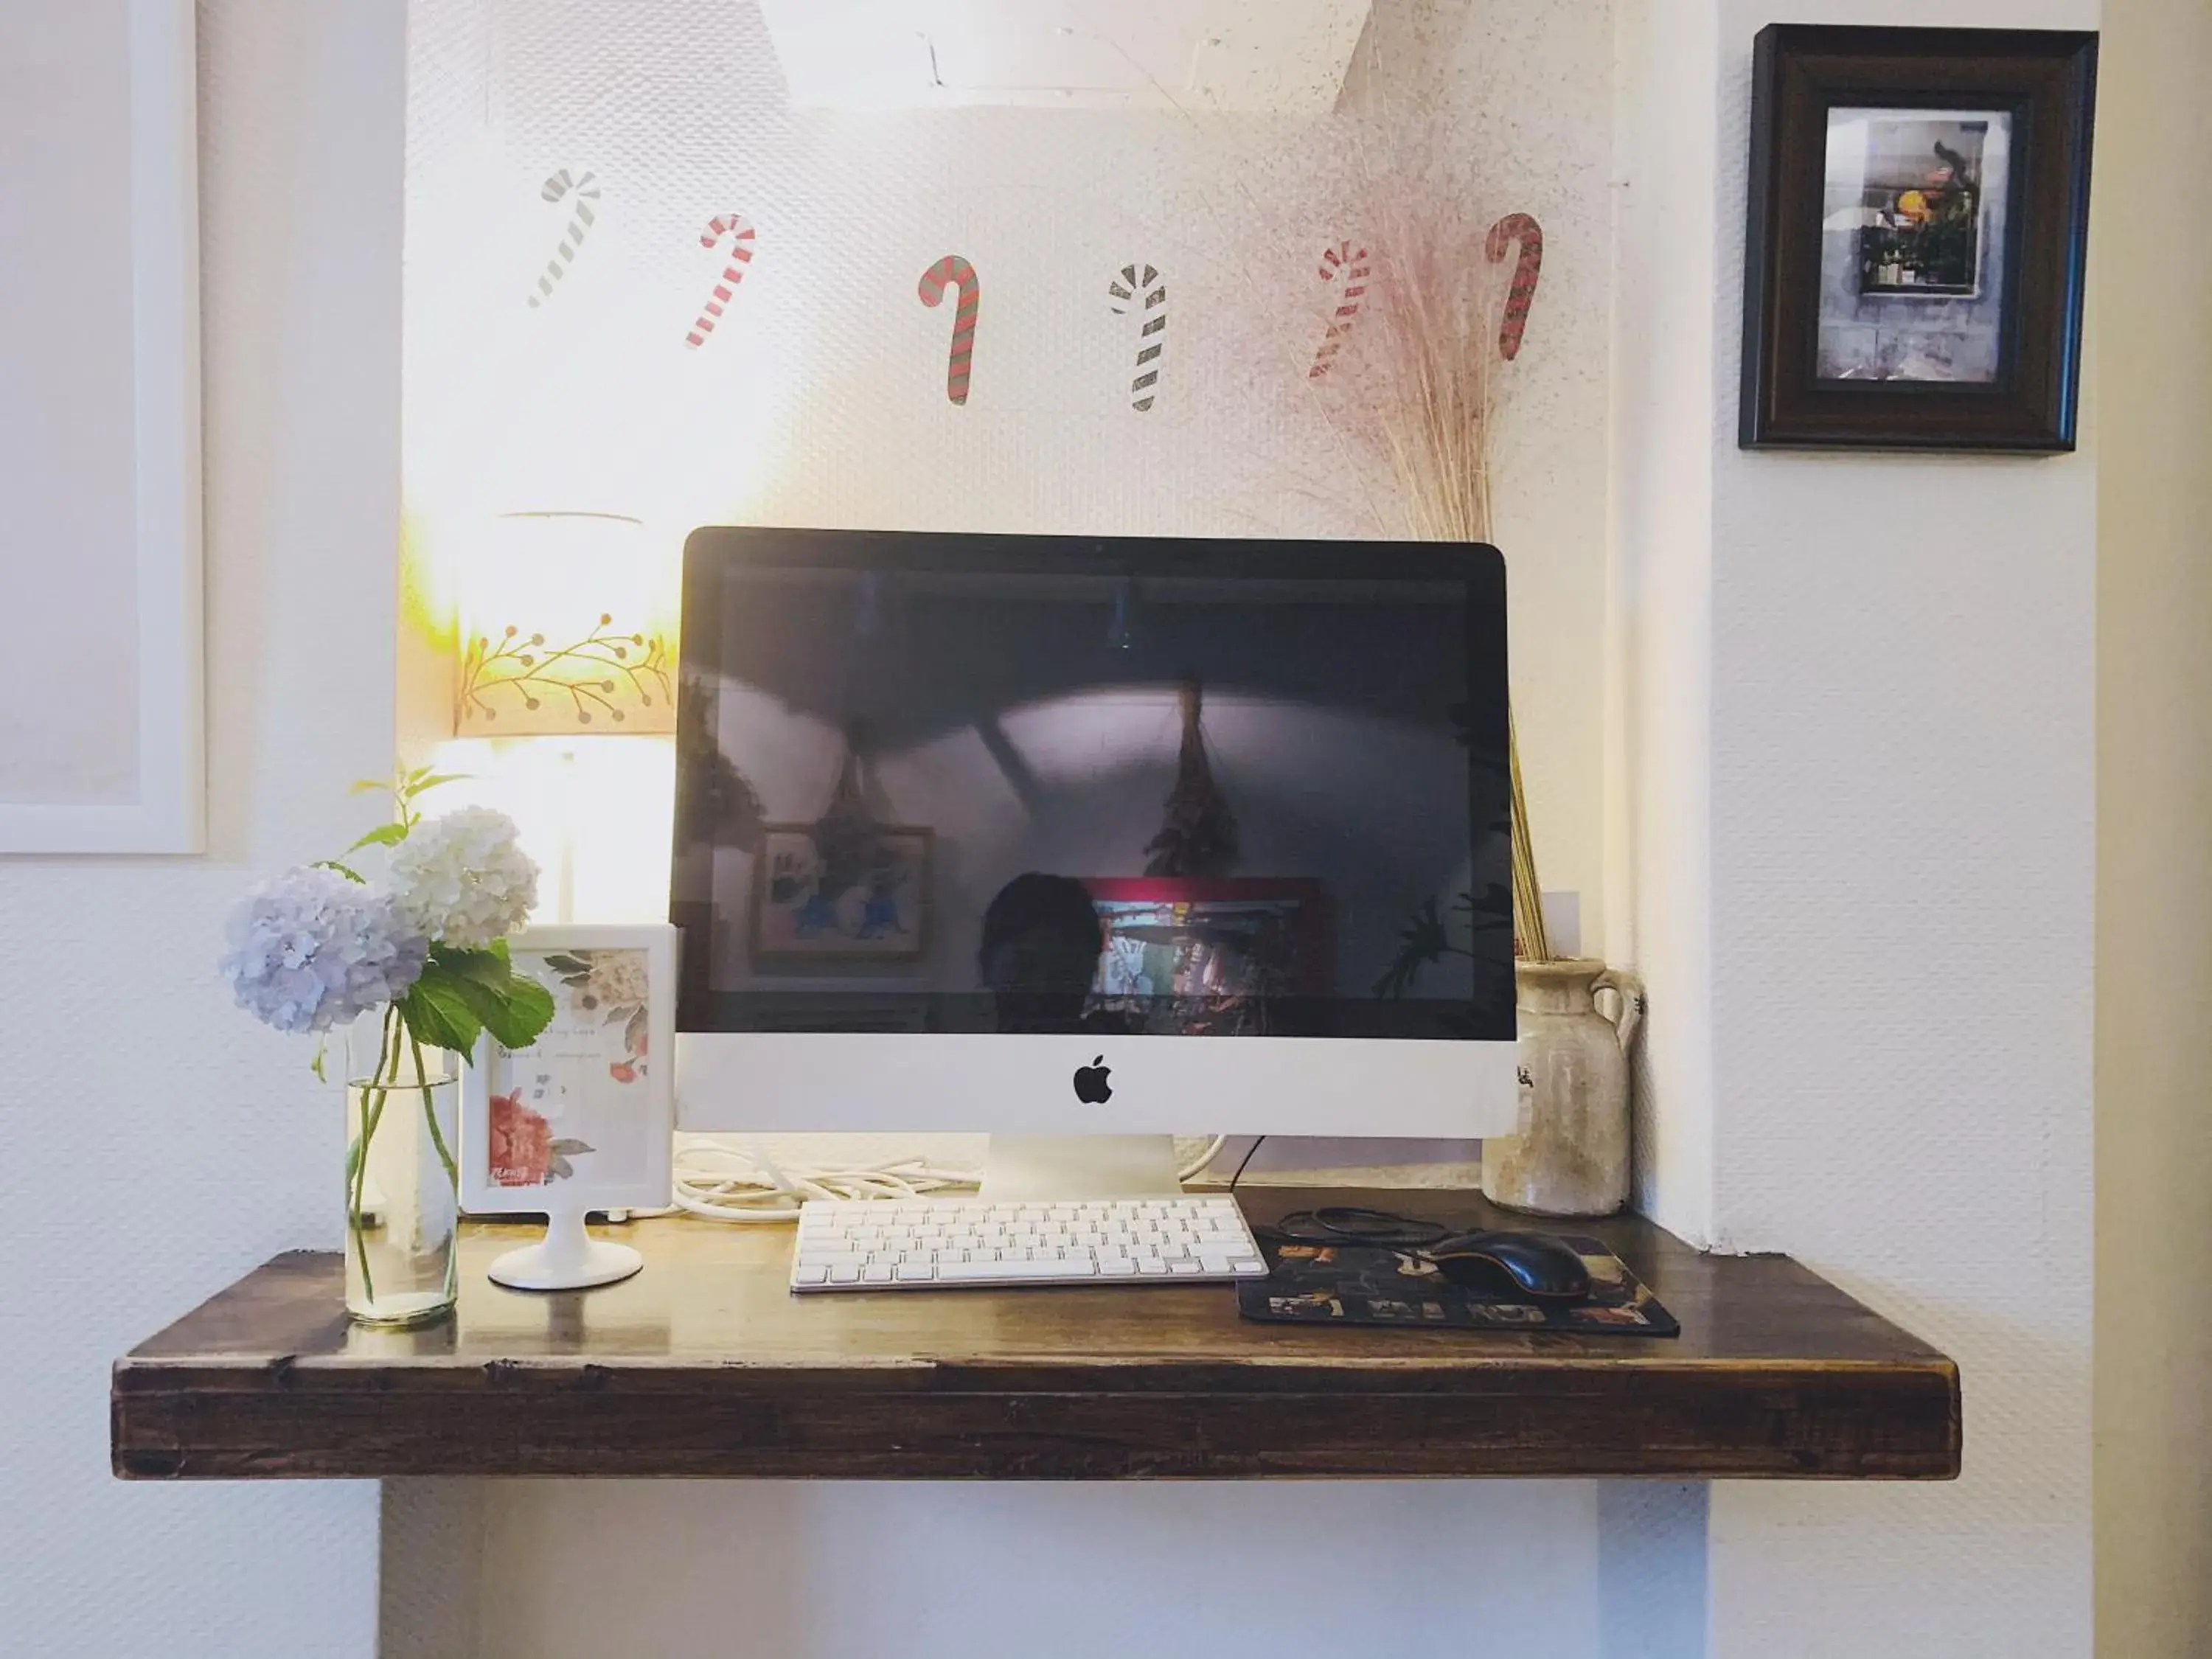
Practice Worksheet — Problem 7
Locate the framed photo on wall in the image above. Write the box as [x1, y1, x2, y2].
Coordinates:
[1739, 26, 2097, 451]
[0, 0, 202, 852]
[459, 925, 677, 1220]
[750, 821, 933, 969]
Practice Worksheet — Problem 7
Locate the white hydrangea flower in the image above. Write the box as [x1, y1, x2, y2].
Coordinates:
[389, 806, 540, 949]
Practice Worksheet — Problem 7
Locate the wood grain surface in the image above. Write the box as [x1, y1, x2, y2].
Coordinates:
[112, 1189, 1959, 1481]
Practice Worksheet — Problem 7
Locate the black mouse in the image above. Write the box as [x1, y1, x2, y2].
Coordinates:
[1426, 1231, 1592, 1301]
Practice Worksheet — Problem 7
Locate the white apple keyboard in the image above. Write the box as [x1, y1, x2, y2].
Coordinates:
[790, 1194, 1270, 1292]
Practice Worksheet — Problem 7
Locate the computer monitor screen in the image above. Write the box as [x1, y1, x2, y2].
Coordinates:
[672, 529, 1518, 1138]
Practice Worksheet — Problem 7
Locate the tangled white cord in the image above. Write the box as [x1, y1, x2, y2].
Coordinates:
[669, 1134, 1230, 1223]
[672, 1136, 978, 1222]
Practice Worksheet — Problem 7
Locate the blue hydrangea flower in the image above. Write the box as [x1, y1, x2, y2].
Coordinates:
[218, 866, 429, 1034]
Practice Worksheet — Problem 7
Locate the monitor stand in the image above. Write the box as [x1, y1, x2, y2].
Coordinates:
[978, 1135, 1184, 1202]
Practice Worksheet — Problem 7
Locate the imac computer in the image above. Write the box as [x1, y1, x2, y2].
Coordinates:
[670, 529, 1518, 1202]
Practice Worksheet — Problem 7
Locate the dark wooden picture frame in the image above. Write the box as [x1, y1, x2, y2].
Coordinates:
[1739, 25, 2096, 451]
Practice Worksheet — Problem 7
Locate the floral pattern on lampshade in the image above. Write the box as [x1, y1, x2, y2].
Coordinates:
[453, 513, 677, 737]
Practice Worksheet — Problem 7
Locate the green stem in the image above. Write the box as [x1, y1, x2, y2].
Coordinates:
[410, 1022, 462, 1307]
[410, 1026, 459, 1190]
[347, 1006, 400, 1310]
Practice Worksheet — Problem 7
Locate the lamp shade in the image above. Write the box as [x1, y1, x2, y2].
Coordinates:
[454, 512, 677, 735]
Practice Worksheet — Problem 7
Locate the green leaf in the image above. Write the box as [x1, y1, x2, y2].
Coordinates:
[311, 859, 367, 884]
[410, 772, 468, 796]
[428, 946, 554, 1046]
[446, 970, 556, 1051]
[345, 821, 410, 855]
[432, 945, 513, 989]
[1372, 897, 1453, 999]
[398, 970, 485, 1060]
[349, 778, 392, 796]
[495, 976, 557, 1047]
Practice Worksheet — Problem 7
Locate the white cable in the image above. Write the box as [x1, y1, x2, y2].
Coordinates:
[1178, 1134, 1229, 1181]
[672, 1135, 981, 1222]
[671, 1133, 1232, 1224]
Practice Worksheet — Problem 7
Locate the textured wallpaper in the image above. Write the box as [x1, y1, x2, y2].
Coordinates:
[402, 0, 1618, 940]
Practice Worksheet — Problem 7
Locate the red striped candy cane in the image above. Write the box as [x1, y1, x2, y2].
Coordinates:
[686, 215, 757, 348]
[1485, 213, 1544, 361]
[917, 255, 980, 405]
[529, 168, 600, 309]
[1107, 262, 1166, 411]
[1307, 241, 1368, 379]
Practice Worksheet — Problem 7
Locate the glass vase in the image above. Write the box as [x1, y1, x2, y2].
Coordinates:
[344, 1012, 461, 1326]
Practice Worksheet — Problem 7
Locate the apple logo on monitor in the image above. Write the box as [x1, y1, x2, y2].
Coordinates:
[1071, 1056, 1113, 1105]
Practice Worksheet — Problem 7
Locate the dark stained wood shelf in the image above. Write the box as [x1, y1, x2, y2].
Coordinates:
[112, 1188, 1959, 1481]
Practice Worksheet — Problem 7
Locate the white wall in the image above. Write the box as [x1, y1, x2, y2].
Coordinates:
[0, 3, 404, 1654]
[1610, 0, 1719, 1241]
[483, 1482, 1620, 1659]
[2092, 0, 2212, 1649]
[1611, 0, 2098, 1654]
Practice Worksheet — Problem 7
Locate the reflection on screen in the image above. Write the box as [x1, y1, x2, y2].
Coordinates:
[672, 553, 1512, 1041]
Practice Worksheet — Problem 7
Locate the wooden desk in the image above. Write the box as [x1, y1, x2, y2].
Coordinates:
[112, 1189, 1959, 1481]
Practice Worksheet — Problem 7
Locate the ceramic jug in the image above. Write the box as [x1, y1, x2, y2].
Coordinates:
[1481, 958, 1644, 1217]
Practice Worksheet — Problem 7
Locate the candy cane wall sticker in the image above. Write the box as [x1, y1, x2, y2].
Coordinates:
[1307, 241, 1369, 379]
[917, 255, 981, 404]
[1484, 213, 1544, 361]
[1107, 262, 1167, 411]
[529, 169, 601, 309]
[686, 215, 757, 347]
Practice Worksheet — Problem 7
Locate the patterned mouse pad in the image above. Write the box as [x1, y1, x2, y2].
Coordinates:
[1236, 1237, 1680, 1338]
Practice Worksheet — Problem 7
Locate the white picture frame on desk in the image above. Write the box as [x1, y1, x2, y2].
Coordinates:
[461, 925, 677, 1290]
[0, 0, 202, 853]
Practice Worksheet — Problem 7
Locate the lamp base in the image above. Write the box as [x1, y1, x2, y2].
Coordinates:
[487, 1205, 643, 1292]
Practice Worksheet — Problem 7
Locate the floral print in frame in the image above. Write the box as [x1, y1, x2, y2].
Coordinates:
[542, 948, 652, 1080]
[461, 928, 677, 1214]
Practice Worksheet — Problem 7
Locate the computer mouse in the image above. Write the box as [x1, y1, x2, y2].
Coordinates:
[1426, 1231, 1592, 1301]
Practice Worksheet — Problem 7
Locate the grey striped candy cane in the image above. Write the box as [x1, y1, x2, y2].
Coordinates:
[529, 168, 601, 309]
[1107, 262, 1166, 411]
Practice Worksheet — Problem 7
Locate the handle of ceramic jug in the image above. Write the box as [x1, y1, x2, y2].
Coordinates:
[1592, 969, 1644, 1055]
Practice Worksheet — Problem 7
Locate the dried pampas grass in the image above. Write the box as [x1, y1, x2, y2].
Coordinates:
[1108, 47, 1556, 959]
[1357, 203, 1502, 546]
[1331, 175, 1550, 960]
